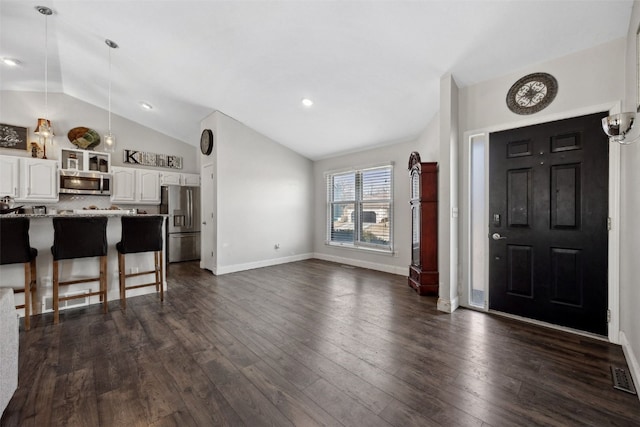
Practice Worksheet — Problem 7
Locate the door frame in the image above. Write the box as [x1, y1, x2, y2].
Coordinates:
[460, 102, 621, 343]
[200, 162, 216, 274]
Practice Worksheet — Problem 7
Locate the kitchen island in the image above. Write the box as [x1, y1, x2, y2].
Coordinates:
[0, 213, 167, 320]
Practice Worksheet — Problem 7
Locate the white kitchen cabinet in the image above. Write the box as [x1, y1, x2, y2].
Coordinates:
[160, 171, 181, 186]
[0, 156, 58, 202]
[111, 166, 160, 205]
[0, 156, 20, 198]
[20, 158, 58, 202]
[138, 169, 161, 204]
[111, 167, 136, 203]
[160, 172, 199, 186]
[181, 173, 200, 186]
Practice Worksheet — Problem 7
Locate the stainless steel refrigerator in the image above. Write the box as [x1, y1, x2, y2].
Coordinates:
[160, 186, 201, 262]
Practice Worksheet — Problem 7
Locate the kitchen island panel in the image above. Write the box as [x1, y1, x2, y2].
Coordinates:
[0, 215, 167, 318]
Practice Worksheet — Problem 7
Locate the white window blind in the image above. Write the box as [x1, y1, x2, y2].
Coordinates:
[326, 165, 393, 251]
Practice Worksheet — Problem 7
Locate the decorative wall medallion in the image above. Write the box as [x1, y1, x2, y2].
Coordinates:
[506, 72, 558, 115]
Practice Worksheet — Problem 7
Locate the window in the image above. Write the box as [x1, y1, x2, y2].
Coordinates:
[326, 164, 393, 251]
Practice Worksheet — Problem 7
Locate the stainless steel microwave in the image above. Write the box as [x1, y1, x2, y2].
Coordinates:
[59, 170, 111, 196]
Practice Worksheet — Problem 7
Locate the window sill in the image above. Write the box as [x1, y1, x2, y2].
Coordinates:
[326, 241, 394, 256]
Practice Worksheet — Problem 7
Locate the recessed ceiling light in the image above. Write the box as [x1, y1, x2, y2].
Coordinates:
[301, 98, 314, 107]
[1, 58, 20, 67]
[140, 102, 153, 110]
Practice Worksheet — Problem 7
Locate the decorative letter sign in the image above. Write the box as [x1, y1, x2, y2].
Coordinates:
[123, 149, 183, 169]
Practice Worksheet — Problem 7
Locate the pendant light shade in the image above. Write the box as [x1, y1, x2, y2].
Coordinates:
[34, 118, 53, 138]
[35, 6, 54, 158]
[104, 38, 118, 153]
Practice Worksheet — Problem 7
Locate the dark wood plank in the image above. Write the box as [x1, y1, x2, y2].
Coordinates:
[2, 259, 639, 427]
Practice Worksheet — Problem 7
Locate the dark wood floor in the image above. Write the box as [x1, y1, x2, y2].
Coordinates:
[2, 259, 640, 426]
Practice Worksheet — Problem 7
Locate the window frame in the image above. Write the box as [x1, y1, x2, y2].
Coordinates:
[325, 163, 394, 253]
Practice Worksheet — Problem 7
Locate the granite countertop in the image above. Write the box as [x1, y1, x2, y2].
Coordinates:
[1, 212, 167, 219]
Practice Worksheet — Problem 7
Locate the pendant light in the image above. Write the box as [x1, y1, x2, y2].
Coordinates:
[104, 38, 118, 153]
[34, 6, 54, 159]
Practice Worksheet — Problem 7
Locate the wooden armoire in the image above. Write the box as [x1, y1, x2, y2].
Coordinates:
[408, 152, 438, 296]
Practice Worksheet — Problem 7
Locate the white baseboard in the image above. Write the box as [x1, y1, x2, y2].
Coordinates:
[215, 253, 314, 275]
[437, 296, 459, 313]
[619, 331, 640, 402]
[312, 253, 406, 276]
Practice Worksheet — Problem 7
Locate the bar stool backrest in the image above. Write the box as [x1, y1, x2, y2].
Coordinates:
[52, 217, 108, 261]
[0, 218, 34, 265]
[117, 216, 163, 254]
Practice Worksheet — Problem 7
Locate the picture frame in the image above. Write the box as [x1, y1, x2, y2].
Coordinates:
[67, 158, 79, 170]
[0, 123, 28, 150]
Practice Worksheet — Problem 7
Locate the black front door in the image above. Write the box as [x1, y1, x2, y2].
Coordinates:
[488, 112, 609, 335]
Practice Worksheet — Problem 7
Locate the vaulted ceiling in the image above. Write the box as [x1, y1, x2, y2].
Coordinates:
[0, 1, 633, 160]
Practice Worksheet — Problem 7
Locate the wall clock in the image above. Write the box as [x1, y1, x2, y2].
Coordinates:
[506, 72, 558, 115]
[200, 129, 214, 155]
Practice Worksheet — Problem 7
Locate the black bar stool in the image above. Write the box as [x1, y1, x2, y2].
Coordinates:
[0, 217, 37, 331]
[51, 217, 108, 325]
[116, 216, 164, 310]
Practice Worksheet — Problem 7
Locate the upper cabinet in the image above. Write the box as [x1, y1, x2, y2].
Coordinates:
[21, 158, 59, 202]
[59, 148, 110, 174]
[111, 166, 160, 205]
[160, 171, 200, 187]
[138, 169, 161, 204]
[0, 155, 58, 202]
[0, 156, 20, 198]
[111, 167, 137, 203]
[160, 172, 181, 186]
[181, 173, 200, 186]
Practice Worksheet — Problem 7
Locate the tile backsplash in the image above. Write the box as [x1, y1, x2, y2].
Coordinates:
[22, 194, 159, 214]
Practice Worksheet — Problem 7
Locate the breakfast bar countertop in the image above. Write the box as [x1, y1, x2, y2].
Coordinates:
[2, 211, 167, 218]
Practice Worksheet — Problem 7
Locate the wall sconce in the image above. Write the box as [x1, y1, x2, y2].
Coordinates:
[602, 112, 638, 145]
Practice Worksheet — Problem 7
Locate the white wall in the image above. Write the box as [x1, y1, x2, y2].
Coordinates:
[437, 74, 460, 313]
[620, 0, 640, 397]
[205, 111, 315, 274]
[459, 38, 625, 132]
[312, 114, 439, 275]
[0, 91, 199, 173]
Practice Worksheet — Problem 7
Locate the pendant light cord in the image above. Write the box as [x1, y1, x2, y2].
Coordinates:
[44, 12, 48, 119]
[108, 45, 112, 133]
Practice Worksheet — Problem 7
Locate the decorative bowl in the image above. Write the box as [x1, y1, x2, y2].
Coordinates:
[68, 127, 101, 150]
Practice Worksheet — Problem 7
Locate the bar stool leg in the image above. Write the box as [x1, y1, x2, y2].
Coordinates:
[158, 251, 164, 302]
[118, 252, 126, 310]
[23, 263, 31, 331]
[30, 258, 37, 327]
[53, 260, 60, 325]
[100, 255, 108, 314]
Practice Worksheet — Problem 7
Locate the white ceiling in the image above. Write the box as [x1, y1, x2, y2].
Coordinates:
[0, 0, 633, 160]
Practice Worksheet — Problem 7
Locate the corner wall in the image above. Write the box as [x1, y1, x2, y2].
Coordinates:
[312, 114, 439, 275]
[620, 0, 640, 399]
[207, 111, 315, 274]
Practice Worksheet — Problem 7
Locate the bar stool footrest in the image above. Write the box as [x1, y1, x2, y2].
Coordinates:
[122, 269, 158, 279]
[59, 277, 103, 286]
[124, 282, 162, 291]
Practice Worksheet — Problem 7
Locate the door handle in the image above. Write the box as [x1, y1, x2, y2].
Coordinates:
[491, 233, 507, 240]
[202, 221, 207, 225]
